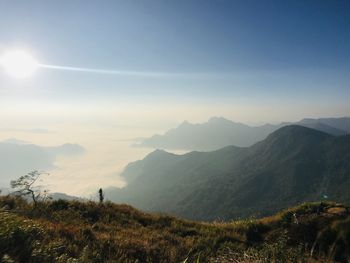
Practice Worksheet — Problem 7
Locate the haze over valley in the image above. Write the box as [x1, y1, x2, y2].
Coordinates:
[1, 116, 350, 198]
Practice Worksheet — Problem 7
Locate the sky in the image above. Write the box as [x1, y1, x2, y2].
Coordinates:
[0, 0, 349, 122]
[0, 0, 349, 195]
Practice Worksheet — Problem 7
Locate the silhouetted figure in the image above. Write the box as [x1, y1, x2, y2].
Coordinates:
[98, 188, 104, 203]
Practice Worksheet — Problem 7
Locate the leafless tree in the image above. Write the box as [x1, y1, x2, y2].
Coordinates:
[10, 170, 49, 207]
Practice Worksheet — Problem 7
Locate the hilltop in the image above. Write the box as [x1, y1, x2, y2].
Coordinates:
[0, 196, 350, 262]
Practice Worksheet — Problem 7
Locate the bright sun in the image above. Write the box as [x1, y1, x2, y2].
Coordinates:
[0, 50, 39, 78]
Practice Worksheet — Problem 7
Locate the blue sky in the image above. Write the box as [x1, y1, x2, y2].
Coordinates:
[0, 0, 350, 122]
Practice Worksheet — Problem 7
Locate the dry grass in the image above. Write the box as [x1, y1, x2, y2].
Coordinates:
[0, 196, 349, 262]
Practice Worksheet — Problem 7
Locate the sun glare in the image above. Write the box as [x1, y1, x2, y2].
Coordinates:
[0, 50, 39, 78]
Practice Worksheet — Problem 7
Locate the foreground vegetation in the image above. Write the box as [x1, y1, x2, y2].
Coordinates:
[0, 196, 349, 262]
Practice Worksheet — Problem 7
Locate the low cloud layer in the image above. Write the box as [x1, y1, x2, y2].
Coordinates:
[0, 139, 85, 186]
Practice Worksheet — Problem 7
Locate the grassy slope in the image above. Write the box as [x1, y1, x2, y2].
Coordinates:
[1, 197, 350, 263]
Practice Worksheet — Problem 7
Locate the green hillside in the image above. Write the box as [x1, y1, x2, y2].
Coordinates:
[108, 125, 350, 221]
[1, 196, 350, 262]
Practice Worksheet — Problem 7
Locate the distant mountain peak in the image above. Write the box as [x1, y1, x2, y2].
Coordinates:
[208, 116, 241, 125]
[144, 149, 174, 160]
[151, 149, 167, 154]
[268, 124, 332, 139]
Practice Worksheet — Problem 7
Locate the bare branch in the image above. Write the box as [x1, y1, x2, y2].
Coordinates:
[10, 170, 50, 207]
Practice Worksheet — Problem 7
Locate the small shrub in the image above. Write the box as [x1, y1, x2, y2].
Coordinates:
[245, 223, 267, 244]
[50, 199, 70, 211]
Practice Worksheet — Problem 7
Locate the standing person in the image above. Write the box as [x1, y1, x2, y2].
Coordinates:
[98, 188, 104, 204]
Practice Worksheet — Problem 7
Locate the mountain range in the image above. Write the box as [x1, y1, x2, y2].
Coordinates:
[135, 117, 350, 151]
[108, 125, 350, 221]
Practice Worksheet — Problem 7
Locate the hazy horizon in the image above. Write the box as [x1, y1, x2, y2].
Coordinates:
[0, 114, 349, 197]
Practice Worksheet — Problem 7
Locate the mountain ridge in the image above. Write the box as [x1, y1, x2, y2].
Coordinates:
[108, 125, 350, 221]
[135, 117, 350, 151]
